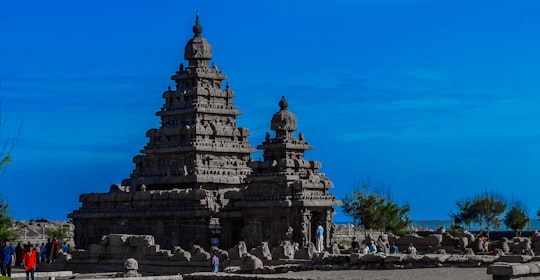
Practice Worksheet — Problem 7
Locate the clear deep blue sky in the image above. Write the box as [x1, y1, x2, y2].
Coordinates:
[0, 1, 539, 222]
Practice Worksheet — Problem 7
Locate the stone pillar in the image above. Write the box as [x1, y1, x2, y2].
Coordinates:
[301, 209, 312, 249]
[325, 209, 334, 249]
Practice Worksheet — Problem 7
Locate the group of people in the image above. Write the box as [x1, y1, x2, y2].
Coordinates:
[1, 237, 71, 280]
[2, 239, 37, 279]
[350, 237, 417, 255]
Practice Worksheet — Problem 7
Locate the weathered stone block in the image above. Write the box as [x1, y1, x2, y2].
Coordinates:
[128, 235, 155, 246]
[299, 242, 316, 259]
[294, 247, 314, 260]
[108, 234, 129, 246]
[99, 235, 109, 245]
[487, 263, 516, 276]
[402, 254, 421, 263]
[191, 245, 210, 261]
[494, 248, 505, 256]
[464, 248, 475, 255]
[496, 255, 533, 263]
[70, 249, 89, 259]
[426, 234, 443, 245]
[488, 262, 538, 277]
[331, 243, 341, 255]
[312, 251, 330, 263]
[155, 249, 172, 257]
[107, 245, 127, 255]
[147, 244, 160, 255]
[468, 255, 498, 264]
[527, 262, 540, 274]
[271, 241, 294, 260]
[360, 253, 385, 263]
[470, 239, 485, 253]
[171, 246, 191, 261]
[228, 241, 247, 260]
[422, 253, 449, 263]
[434, 248, 446, 254]
[500, 237, 511, 254]
[89, 244, 104, 255]
[250, 242, 272, 261]
[441, 233, 459, 247]
[55, 252, 72, 263]
[349, 253, 362, 264]
[384, 254, 406, 263]
[240, 253, 263, 272]
[459, 236, 469, 250]
[510, 237, 532, 254]
[461, 231, 475, 243]
[211, 247, 229, 262]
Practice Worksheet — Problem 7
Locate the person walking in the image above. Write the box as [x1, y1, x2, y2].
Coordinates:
[44, 238, 52, 263]
[22, 245, 37, 280]
[15, 243, 23, 266]
[211, 251, 219, 272]
[0, 240, 16, 277]
[39, 243, 47, 263]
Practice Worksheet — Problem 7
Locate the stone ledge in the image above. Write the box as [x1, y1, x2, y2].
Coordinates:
[183, 272, 306, 280]
[487, 262, 540, 279]
[77, 276, 183, 280]
[12, 270, 73, 279]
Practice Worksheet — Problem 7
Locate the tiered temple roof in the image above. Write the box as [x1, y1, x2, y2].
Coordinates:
[122, 13, 254, 191]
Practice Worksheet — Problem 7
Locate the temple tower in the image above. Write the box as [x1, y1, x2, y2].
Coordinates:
[237, 96, 342, 249]
[123, 13, 253, 190]
[69, 14, 254, 249]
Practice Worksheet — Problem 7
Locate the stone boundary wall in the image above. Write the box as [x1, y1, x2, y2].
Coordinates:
[41, 232, 540, 278]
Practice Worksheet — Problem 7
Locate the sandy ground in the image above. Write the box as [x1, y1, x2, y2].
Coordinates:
[273, 267, 492, 280]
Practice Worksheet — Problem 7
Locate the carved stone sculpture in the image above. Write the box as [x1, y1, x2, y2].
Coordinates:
[250, 242, 272, 261]
[228, 241, 248, 260]
[122, 258, 142, 277]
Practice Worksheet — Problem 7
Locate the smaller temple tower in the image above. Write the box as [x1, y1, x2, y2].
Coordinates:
[237, 96, 341, 249]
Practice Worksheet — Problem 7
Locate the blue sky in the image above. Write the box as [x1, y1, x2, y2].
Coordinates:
[0, 1, 539, 223]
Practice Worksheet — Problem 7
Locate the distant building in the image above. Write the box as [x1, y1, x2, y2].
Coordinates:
[69, 14, 341, 250]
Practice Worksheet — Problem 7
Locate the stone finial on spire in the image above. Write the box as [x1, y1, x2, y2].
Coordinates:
[193, 12, 203, 37]
[279, 96, 289, 110]
[271, 96, 297, 138]
[184, 11, 212, 64]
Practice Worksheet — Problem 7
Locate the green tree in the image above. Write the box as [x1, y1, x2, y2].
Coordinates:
[0, 196, 16, 242]
[450, 198, 480, 231]
[474, 191, 506, 239]
[47, 226, 70, 243]
[342, 184, 410, 237]
[0, 108, 18, 242]
[0, 108, 18, 172]
[504, 205, 530, 237]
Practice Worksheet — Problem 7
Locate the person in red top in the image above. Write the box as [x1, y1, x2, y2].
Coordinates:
[22, 245, 37, 280]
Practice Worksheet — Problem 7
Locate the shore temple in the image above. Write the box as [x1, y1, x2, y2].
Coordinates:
[69, 14, 341, 251]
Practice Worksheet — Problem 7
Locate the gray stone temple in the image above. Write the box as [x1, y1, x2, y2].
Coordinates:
[69, 14, 341, 251]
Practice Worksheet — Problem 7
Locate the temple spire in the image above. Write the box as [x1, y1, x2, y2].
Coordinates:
[193, 12, 203, 37]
